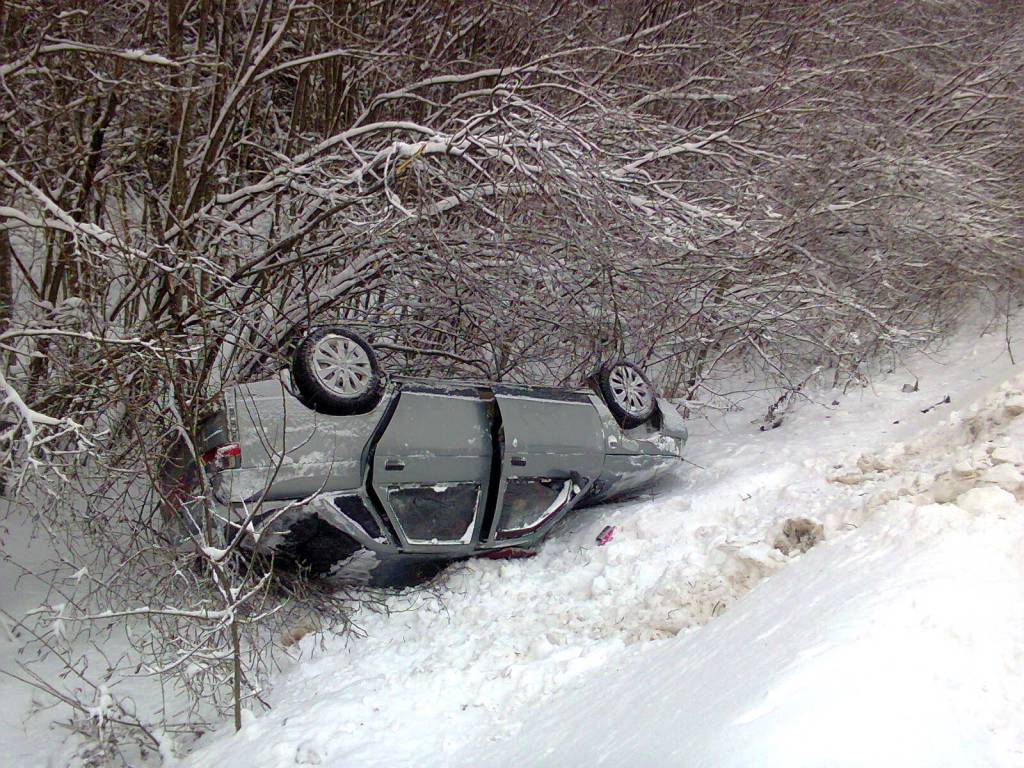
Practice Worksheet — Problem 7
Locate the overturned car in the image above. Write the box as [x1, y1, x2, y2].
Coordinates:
[172, 328, 687, 585]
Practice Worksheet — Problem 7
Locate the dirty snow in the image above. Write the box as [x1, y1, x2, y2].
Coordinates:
[175, 316, 1024, 768]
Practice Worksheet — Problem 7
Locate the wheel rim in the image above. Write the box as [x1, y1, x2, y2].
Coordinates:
[311, 335, 374, 397]
[608, 364, 652, 416]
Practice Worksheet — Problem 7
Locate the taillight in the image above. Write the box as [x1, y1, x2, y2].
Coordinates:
[201, 442, 241, 470]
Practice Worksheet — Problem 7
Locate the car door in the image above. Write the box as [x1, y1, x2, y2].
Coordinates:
[488, 385, 606, 542]
[371, 381, 493, 550]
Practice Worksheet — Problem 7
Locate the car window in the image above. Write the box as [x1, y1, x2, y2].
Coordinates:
[497, 477, 573, 536]
[388, 483, 480, 544]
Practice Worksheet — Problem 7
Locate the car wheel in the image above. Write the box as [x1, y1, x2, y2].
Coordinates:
[292, 327, 384, 415]
[597, 359, 657, 428]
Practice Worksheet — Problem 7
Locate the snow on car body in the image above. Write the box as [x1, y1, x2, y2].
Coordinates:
[183, 328, 687, 584]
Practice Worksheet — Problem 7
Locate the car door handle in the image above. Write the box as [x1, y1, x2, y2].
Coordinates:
[510, 456, 527, 467]
[384, 459, 405, 471]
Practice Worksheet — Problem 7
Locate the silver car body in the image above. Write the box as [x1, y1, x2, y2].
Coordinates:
[195, 372, 687, 572]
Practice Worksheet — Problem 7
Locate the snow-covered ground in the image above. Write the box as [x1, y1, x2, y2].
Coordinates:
[3, 316, 1024, 766]
[177, 317, 1024, 768]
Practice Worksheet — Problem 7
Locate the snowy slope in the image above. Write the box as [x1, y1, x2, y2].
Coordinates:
[179, 317, 1024, 768]
[453, 384, 1024, 767]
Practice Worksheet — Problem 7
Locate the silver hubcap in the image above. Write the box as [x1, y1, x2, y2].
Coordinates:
[312, 335, 374, 397]
[608, 364, 651, 415]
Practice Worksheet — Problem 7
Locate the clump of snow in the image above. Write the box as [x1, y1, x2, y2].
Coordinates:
[772, 517, 823, 555]
[956, 485, 1017, 516]
[1002, 395, 1024, 417]
[991, 444, 1024, 465]
[978, 463, 1024, 491]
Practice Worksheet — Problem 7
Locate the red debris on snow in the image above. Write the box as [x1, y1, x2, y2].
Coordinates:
[479, 548, 538, 560]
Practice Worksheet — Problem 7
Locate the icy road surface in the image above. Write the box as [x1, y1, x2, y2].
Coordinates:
[188, 320, 1024, 766]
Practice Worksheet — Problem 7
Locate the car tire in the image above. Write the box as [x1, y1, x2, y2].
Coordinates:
[292, 327, 385, 415]
[597, 359, 657, 428]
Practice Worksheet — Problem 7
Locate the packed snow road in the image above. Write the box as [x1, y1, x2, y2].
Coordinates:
[185, 319, 1024, 768]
